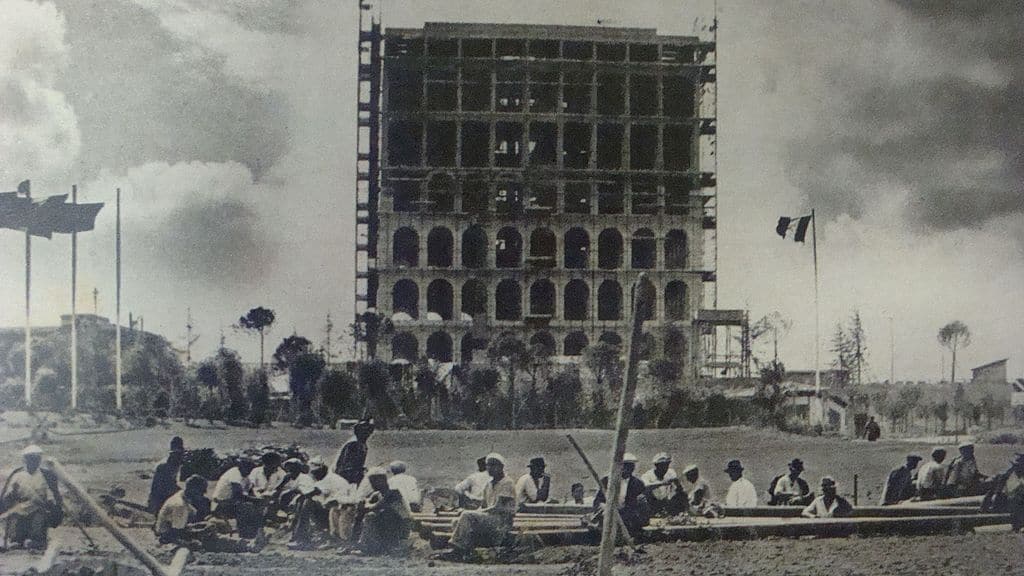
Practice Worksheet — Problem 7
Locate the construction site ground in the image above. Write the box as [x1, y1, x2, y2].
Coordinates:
[1, 419, 1022, 575]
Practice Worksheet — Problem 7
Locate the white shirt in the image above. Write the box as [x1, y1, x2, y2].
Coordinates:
[212, 467, 251, 502]
[640, 468, 679, 501]
[314, 472, 358, 504]
[683, 477, 712, 504]
[388, 473, 421, 509]
[155, 492, 194, 534]
[514, 473, 550, 505]
[802, 495, 848, 518]
[917, 461, 946, 491]
[455, 471, 491, 501]
[726, 477, 758, 507]
[248, 467, 287, 496]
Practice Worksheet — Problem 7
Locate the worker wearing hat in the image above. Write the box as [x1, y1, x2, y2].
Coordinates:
[514, 456, 552, 508]
[593, 452, 650, 539]
[0, 445, 63, 549]
[640, 453, 687, 516]
[768, 458, 813, 506]
[358, 466, 412, 555]
[724, 459, 758, 507]
[981, 453, 1024, 531]
[334, 417, 375, 486]
[916, 447, 949, 500]
[682, 464, 714, 513]
[946, 441, 987, 497]
[446, 452, 517, 557]
[801, 476, 852, 518]
[880, 454, 923, 505]
[147, 436, 187, 514]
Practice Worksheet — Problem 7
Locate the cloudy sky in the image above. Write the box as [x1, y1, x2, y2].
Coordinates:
[1, 0, 1021, 381]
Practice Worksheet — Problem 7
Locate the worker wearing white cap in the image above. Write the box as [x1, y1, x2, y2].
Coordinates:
[640, 453, 686, 516]
[0, 445, 63, 549]
[446, 452, 516, 557]
[682, 464, 713, 512]
[593, 452, 650, 538]
[946, 441, 986, 497]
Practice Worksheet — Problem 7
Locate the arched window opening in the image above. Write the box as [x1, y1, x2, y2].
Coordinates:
[529, 280, 556, 317]
[564, 280, 589, 321]
[392, 227, 419, 268]
[664, 326, 687, 360]
[426, 331, 453, 362]
[391, 333, 418, 363]
[427, 279, 454, 320]
[632, 228, 656, 269]
[598, 229, 623, 270]
[530, 332, 556, 356]
[598, 280, 622, 321]
[461, 280, 487, 319]
[665, 280, 688, 321]
[427, 227, 454, 267]
[563, 332, 589, 356]
[392, 279, 419, 319]
[528, 228, 556, 268]
[665, 230, 688, 269]
[564, 228, 589, 269]
[462, 226, 487, 269]
[496, 227, 523, 268]
[495, 280, 522, 320]
[637, 278, 656, 321]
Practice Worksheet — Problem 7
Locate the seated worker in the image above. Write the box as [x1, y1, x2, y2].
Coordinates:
[290, 456, 357, 549]
[148, 436, 185, 514]
[724, 459, 758, 507]
[276, 458, 315, 513]
[768, 458, 813, 506]
[681, 464, 717, 516]
[358, 467, 412, 555]
[880, 454, 923, 505]
[945, 442, 988, 497]
[515, 457, 552, 508]
[594, 453, 650, 539]
[571, 482, 594, 506]
[917, 447, 948, 501]
[156, 475, 261, 552]
[446, 453, 517, 558]
[0, 445, 63, 550]
[387, 461, 422, 513]
[248, 451, 286, 498]
[455, 457, 491, 509]
[801, 477, 853, 518]
[211, 456, 263, 538]
[641, 453, 688, 516]
[982, 453, 1024, 531]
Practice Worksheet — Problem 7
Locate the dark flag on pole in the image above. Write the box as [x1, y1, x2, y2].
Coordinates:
[51, 202, 104, 233]
[776, 215, 812, 242]
[0, 192, 33, 229]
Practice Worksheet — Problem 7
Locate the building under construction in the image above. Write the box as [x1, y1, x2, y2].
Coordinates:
[354, 10, 749, 378]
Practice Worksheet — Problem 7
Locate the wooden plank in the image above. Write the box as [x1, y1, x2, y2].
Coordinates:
[894, 496, 983, 508]
[721, 506, 983, 518]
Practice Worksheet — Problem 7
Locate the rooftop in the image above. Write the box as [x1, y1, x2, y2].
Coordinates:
[388, 22, 701, 44]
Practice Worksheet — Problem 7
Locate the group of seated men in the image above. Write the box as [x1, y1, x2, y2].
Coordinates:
[880, 442, 990, 505]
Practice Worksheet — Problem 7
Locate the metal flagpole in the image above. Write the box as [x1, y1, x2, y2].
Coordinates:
[71, 185, 78, 410]
[115, 187, 122, 411]
[24, 182, 32, 407]
[811, 209, 821, 423]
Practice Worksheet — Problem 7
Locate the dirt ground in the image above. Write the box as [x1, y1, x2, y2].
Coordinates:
[1, 420, 1021, 575]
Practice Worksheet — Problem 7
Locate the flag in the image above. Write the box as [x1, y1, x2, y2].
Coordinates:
[776, 215, 812, 242]
[26, 194, 69, 238]
[0, 192, 33, 230]
[17, 180, 30, 196]
[51, 202, 104, 233]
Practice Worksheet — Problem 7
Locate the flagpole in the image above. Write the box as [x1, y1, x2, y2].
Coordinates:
[24, 183, 32, 407]
[115, 187, 122, 412]
[71, 184, 78, 410]
[811, 209, 821, 422]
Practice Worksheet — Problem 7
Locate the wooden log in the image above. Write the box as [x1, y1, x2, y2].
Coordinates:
[894, 496, 983, 508]
[722, 505, 985, 518]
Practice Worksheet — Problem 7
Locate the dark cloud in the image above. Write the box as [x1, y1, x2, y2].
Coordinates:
[785, 1, 1024, 232]
[141, 198, 276, 286]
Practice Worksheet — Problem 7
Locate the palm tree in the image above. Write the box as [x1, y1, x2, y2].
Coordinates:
[937, 321, 971, 383]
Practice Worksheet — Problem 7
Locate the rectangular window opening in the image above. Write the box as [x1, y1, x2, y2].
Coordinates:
[461, 122, 490, 167]
[563, 123, 591, 169]
[495, 122, 524, 167]
[630, 75, 658, 116]
[596, 73, 625, 116]
[664, 124, 692, 171]
[564, 183, 590, 214]
[426, 122, 457, 167]
[528, 122, 557, 165]
[596, 124, 623, 169]
[630, 124, 657, 170]
[387, 121, 423, 166]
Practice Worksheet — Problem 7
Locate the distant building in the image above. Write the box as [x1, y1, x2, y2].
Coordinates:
[971, 359, 1007, 385]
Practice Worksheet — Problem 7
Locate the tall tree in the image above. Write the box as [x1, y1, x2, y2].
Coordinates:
[487, 334, 530, 429]
[238, 307, 275, 369]
[937, 321, 971, 384]
[830, 323, 852, 372]
[749, 311, 792, 364]
[584, 341, 623, 395]
[847, 311, 868, 386]
[273, 334, 314, 373]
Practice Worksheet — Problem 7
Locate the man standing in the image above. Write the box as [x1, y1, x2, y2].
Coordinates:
[455, 457, 490, 509]
[768, 458, 813, 506]
[917, 447, 948, 500]
[594, 453, 650, 538]
[447, 453, 517, 557]
[945, 442, 987, 497]
[335, 418, 374, 486]
[388, 461, 422, 512]
[148, 437, 186, 514]
[864, 416, 881, 441]
[514, 457, 552, 507]
[640, 453, 687, 516]
[358, 467, 412, 555]
[801, 477, 853, 518]
[0, 445, 63, 550]
[724, 459, 758, 507]
[879, 454, 922, 505]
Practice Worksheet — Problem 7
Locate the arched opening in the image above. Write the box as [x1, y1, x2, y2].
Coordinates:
[599, 332, 623, 347]
[564, 279, 589, 320]
[529, 279, 556, 317]
[631, 228, 656, 269]
[637, 278, 656, 321]
[427, 173, 455, 212]
[563, 332, 589, 356]
[392, 279, 419, 318]
[598, 229, 623, 270]
[427, 227, 454, 267]
[495, 280, 522, 320]
[461, 334, 482, 364]
[665, 229, 688, 269]
[496, 227, 523, 268]
[664, 326, 687, 360]
[637, 333, 655, 361]
[528, 228, 556, 268]
[461, 280, 487, 319]
[391, 332, 418, 362]
[530, 331, 556, 356]
[426, 331, 453, 362]
[598, 280, 622, 320]
[665, 280, 688, 321]
[392, 227, 419, 268]
[462, 226, 487, 269]
[427, 279, 454, 320]
[564, 228, 589, 269]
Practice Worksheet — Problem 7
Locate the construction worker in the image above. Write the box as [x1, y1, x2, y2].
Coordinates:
[945, 442, 988, 497]
[248, 451, 286, 498]
[801, 477, 852, 518]
[358, 467, 412, 555]
[388, 461, 422, 512]
[724, 459, 758, 507]
[917, 447, 948, 501]
[289, 456, 356, 549]
[641, 453, 687, 516]
[879, 454, 922, 505]
[981, 453, 1024, 531]
[156, 475, 261, 552]
[768, 458, 813, 506]
[514, 456, 552, 507]
[334, 417, 374, 486]
[682, 464, 715, 515]
[594, 453, 650, 538]
[0, 445, 63, 550]
[454, 456, 490, 509]
[446, 453, 517, 557]
[148, 436, 185, 514]
[211, 456, 262, 538]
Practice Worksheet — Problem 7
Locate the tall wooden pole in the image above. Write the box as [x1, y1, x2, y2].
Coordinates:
[811, 209, 822, 424]
[71, 184, 78, 410]
[597, 273, 648, 576]
[24, 182, 32, 407]
[115, 187, 122, 411]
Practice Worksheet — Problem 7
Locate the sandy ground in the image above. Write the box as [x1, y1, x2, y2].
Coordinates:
[1, 421, 1021, 575]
